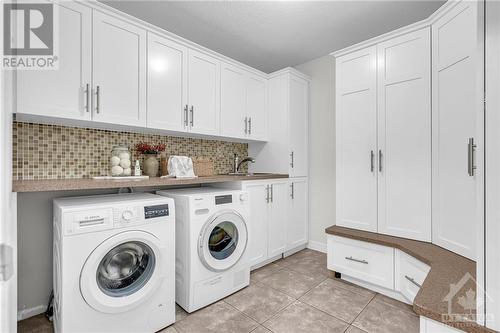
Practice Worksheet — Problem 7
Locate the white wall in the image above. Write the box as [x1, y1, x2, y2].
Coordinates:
[295, 55, 335, 251]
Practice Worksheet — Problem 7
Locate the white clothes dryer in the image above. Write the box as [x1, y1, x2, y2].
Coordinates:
[53, 193, 175, 333]
[157, 188, 250, 313]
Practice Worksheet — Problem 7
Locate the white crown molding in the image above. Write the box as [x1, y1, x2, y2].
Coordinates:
[268, 67, 311, 81]
[330, 0, 462, 58]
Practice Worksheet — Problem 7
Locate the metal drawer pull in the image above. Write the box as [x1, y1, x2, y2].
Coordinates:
[85, 83, 90, 113]
[345, 256, 368, 264]
[95, 85, 100, 114]
[244, 117, 248, 134]
[248, 117, 252, 135]
[467, 137, 477, 176]
[405, 275, 421, 288]
[184, 105, 189, 127]
[370, 150, 374, 172]
[190, 106, 194, 127]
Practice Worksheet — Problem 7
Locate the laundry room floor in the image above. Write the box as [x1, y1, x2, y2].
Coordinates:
[18, 249, 419, 333]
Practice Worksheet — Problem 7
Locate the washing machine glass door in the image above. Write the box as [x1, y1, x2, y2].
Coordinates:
[198, 210, 248, 272]
[80, 231, 164, 313]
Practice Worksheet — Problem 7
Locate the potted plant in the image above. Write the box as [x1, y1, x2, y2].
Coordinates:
[135, 142, 166, 177]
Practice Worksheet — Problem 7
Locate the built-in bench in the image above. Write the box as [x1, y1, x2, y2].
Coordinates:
[325, 226, 494, 333]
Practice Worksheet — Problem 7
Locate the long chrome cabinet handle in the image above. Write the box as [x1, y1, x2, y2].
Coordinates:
[370, 150, 374, 172]
[290, 151, 294, 168]
[95, 86, 100, 114]
[85, 84, 90, 113]
[345, 256, 368, 264]
[248, 117, 252, 135]
[184, 105, 189, 127]
[270, 184, 274, 203]
[265, 185, 270, 203]
[405, 275, 422, 288]
[244, 117, 248, 134]
[290, 182, 294, 199]
[378, 150, 382, 173]
[468, 137, 477, 176]
[190, 106, 194, 127]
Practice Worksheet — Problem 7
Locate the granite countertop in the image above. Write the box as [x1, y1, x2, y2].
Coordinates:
[325, 225, 494, 333]
[12, 174, 289, 193]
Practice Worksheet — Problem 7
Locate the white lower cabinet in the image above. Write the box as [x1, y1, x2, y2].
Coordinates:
[286, 178, 308, 251]
[327, 235, 430, 304]
[395, 250, 430, 303]
[420, 317, 464, 333]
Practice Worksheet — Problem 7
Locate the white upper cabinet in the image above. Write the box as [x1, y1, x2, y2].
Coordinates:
[432, 1, 482, 260]
[92, 11, 146, 127]
[335, 46, 378, 233]
[377, 28, 431, 242]
[187, 50, 220, 136]
[220, 64, 247, 139]
[147, 33, 188, 132]
[246, 74, 268, 141]
[287, 177, 308, 251]
[16, 1, 92, 120]
[289, 76, 308, 177]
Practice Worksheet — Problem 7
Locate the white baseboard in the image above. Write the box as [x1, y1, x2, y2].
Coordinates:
[307, 241, 327, 253]
[17, 305, 46, 321]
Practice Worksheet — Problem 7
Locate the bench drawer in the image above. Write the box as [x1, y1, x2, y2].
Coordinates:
[395, 250, 430, 303]
[327, 235, 394, 289]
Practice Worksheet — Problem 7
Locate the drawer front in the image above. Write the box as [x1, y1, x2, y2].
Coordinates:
[395, 250, 430, 303]
[327, 235, 394, 289]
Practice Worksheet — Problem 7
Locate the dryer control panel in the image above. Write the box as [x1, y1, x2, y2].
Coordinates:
[144, 204, 169, 219]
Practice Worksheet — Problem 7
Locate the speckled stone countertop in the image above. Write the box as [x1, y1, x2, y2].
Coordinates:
[12, 174, 288, 192]
[325, 225, 495, 333]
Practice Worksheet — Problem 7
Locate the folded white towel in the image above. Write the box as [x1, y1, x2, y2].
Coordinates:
[167, 156, 197, 178]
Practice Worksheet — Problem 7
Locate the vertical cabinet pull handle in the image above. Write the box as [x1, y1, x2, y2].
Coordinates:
[290, 183, 294, 199]
[290, 151, 294, 168]
[85, 84, 90, 113]
[244, 117, 248, 134]
[248, 117, 252, 135]
[405, 275, 422, 288]
[378, 150, 382, 173]
[190, 106, 194, 127]
[468, 138, 477, 176]
[266, 185, 270, 203]
[184, 105, 189, 127]
[270, 184, 274, 203]
[95, 86, 100, 114]
[370, 150, 374, 172]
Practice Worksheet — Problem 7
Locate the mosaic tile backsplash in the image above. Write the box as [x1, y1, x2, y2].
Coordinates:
[12, 122, 248, 180]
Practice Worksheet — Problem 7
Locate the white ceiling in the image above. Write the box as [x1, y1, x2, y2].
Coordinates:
[101, 0, 445, 73]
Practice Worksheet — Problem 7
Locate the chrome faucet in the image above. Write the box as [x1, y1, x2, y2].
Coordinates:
[233, 155, 255, 173]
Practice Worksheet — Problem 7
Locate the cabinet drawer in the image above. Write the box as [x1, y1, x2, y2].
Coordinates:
[395, 250, 430, 303]
[327, 235, 394, 289]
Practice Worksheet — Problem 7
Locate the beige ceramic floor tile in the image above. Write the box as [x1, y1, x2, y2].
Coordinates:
[159, 325, 179, 333]
[371, 293, 414, 313]
[260, 269, 326, 298]
[345, 326, 368, 333]
[175, 304, 189, 322]
[352, 298, 419, 333]
[263, 301, 349, 333]
[250, 262, 284, 282]
[224, 282, 295, 323]
[285, 257, 331, 279]
[300, 279, 375, 323]
[17, 314, 53, 333]
[325, 278, 376, 298]
[174, 301, 259, 333]
[251, 325, 273, 332]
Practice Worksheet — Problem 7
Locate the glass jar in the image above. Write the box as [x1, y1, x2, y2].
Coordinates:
[110, 145, 132, 177]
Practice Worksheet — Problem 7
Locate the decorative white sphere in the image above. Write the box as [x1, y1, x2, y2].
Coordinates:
[118, 152, 130, 160]
[110, 156, 120, 166]
[111, 165, 124, 176]
[123, 168, 132, 176]
[120, 159, 131, 169]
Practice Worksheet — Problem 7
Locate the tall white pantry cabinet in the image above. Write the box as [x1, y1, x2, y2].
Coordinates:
[334, 1, 483, 261]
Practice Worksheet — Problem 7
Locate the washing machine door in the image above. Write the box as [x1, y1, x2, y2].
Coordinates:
[80, 230, 164, 313]
[198, 210, 248, 272]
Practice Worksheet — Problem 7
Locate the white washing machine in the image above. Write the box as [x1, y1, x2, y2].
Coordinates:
[53, 193, 175, 333]
[157, 188, 250, 313]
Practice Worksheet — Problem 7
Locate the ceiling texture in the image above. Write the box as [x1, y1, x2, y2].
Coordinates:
[101, 1, 445, 73]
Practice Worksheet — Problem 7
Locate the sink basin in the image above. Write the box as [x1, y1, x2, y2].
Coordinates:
[225, 172, 274, 177]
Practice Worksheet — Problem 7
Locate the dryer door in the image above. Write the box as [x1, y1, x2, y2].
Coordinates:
[80, 230, 164, 313]
[198, 210, 248, 272]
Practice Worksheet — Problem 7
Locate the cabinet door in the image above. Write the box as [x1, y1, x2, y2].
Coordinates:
[246, 74, 268, 141]
[92, 11, 146, 127]
[244, 183, 269, 267]
[187, 50, 220, 135]
[289, 76, 308, 177]
[377, 28, 431, 241]
[147, 33, 187, 132]
[267, 181, 288, 258]
[335, 46, 378, 232]
[287, 178, 308, 251]
[16, 2, 91, 120]
[432, 1, 482, 260]
[220, 64, 246, 139]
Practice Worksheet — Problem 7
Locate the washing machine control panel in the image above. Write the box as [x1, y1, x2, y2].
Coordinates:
[215, 194, 232, 205]
[144, 204, 169, 219]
